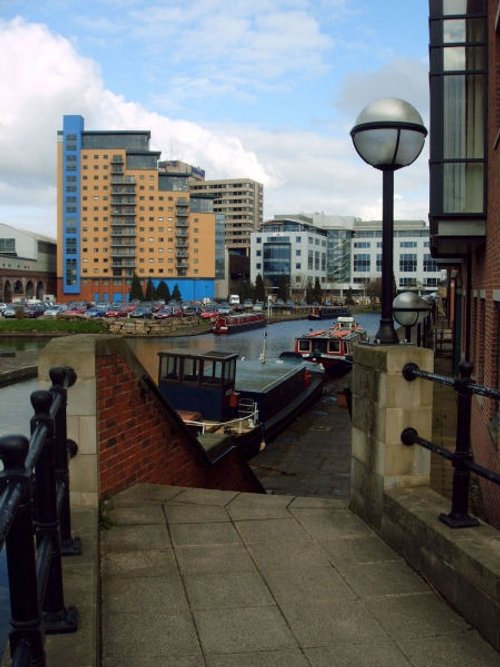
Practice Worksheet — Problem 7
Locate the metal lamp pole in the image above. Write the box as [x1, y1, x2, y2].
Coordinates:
[378, 169, 398, 344]
[350, 98, 427, 344]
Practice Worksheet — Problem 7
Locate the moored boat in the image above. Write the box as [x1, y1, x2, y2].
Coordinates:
[294, 316, 368, 373]
[157, 348, 325, 459]
[213, 312, 266, 334]
[308, 305, 351, 320]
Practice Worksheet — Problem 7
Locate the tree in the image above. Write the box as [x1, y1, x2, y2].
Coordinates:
[129, 273, 144, 301]
[155, 280, 170, 303]
[254, 274, 266, 302]
[365, 277, 382, 308]
[305, 281, 314, 304]
[145, 278, 154, 302]
[171, 283, 182, 302]
[345, 286, 355, 306]
[277, 274, 289, 301]
[313, 277, 323, 304]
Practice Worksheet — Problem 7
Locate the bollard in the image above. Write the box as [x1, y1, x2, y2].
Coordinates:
[0, 434, 46, 666]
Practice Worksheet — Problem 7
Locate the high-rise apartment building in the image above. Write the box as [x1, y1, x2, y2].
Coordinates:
[57, 116, 222, 304]
[188, 178, 264, 256]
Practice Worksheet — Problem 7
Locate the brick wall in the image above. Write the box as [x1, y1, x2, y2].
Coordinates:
[96, 351, 263, 498]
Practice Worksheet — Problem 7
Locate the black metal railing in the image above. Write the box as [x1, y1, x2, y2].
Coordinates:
[401, 360, 500, 528]
[0, 367, 81, 666]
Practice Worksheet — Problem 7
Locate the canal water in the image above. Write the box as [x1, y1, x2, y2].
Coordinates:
[0, 313, 380, 651]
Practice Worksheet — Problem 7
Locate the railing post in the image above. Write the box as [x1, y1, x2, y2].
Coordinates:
[30, 390, 79, 634]
[49, 366, 81, 556]
[0, 434, 46, 666]
[439, 360, 480, 528]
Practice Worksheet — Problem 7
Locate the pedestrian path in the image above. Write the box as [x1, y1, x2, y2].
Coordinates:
[99, 484, 499, 666]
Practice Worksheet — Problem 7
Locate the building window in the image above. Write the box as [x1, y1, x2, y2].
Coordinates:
[423, 254, 438, 272]
[353, 254, 370, 272]
[399, 253, 417, 272]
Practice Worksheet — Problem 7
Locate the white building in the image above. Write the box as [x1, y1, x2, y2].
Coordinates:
[251, 215, 444, 301]
[250, 215, 328, 295]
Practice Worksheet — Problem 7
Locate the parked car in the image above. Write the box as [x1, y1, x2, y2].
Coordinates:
[182, 305, 201, 317]
[0, 302, 7, 315]
[84, 305, 104, 318]
[153, 306, 174, 320]
[3, 304, 26, 318]
[25, 303, 47, 318]
[215, 302, 232, 315]
[129, 305, 153, 319]
[43, 305, 66, 318]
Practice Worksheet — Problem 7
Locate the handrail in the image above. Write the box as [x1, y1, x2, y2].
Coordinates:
[183, 402, 259, 435]
[0, 366, 80, 666]
[402, 360, 500, 528]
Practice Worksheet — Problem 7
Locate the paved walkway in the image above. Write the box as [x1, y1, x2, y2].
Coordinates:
[99, 484, 499, 666]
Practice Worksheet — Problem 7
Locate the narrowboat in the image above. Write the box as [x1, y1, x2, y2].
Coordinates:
[308, 305, 351, 320]
[157, 348, 325, 459]
[294, 316, 368, 373]
[213, 312, 266, 334]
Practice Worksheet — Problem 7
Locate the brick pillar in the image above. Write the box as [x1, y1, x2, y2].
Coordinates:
[350, 343, 434, 530]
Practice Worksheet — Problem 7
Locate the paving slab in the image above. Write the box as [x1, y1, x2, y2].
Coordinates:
[96, 484, 500, 666]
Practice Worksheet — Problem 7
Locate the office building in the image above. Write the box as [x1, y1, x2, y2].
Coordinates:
[57, 116, 222, 304]
[251, 215, 443, 301]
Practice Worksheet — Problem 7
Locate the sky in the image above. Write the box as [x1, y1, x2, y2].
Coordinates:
[0, 1, 430, 240]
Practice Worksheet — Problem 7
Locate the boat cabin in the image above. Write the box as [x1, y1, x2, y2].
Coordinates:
[158, 349, 238, 422]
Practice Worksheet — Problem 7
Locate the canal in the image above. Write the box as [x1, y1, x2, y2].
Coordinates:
[0, 313, 380, 651]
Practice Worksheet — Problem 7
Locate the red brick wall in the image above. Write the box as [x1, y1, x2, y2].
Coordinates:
[466, 0, 500, 528]
[96, 352, 263, 498]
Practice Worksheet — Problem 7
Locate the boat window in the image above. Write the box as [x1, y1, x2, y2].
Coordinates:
[182, 357, 199, 383]
[298, 340, 311, 352]
[161, 356, 178, 380]
[226, 358, 236, 383]
[328, 340, 341, 353]
[201, 359, 223, 384]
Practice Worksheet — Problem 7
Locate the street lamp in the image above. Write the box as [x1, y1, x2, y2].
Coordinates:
[350, 98, 427, 344]
[393, 291, 431, 343]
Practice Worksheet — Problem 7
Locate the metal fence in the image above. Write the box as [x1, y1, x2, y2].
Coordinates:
[401, 360, 500, 528]
[0, 367, 80, 666]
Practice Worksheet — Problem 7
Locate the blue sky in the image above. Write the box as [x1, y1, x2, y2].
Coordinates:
[0, 1, 429, 238]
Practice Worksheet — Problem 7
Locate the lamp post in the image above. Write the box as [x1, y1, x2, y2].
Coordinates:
[393, 291, 431, 344]
[350, 98, 427, 344]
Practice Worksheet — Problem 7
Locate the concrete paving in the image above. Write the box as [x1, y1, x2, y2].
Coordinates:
[97, 483, 499, 666]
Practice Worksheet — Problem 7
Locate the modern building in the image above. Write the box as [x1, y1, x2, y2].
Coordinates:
[189, 177, 264, 257]
[57, 116, 223, 304]
[0, 223, 56, 302]
[250, 215, 327, 297]
[429, 0, 500, 527]
[251, 215, 443, 301]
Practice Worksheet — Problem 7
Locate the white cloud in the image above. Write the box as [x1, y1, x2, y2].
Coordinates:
[0, 18, 276, 235]
[0, 14, 429, 241]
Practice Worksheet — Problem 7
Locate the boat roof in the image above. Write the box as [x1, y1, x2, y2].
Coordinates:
[158, 348, 238, 362]
[235, 359, 303, 393]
